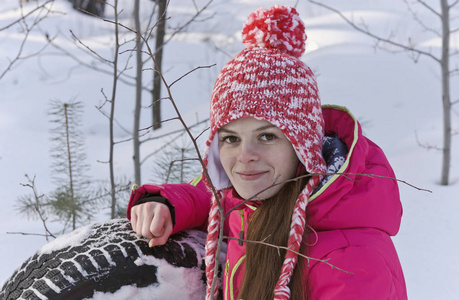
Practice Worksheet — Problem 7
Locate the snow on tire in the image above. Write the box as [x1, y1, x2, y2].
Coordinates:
[0, 218, 226, 300]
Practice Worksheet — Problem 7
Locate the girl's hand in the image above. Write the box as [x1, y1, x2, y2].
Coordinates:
[130, 201, 173, 247]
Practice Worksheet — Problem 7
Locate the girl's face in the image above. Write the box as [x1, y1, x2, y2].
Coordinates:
[218, 117, 299, 200]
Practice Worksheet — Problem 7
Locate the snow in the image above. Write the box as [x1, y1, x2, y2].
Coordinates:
[85, 282, 203, 300]
[1, 0, 459, 299]
[37, 223, 92, 255]
[131, 256, 206, 300]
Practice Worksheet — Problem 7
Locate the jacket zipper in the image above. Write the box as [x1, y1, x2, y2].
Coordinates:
[226, 210, 247, 299]
[224, 259, 229, 299]
[238, 210, 245, 246]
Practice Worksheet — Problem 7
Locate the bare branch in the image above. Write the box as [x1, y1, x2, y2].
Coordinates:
[224, 236, 354, 274]
[153, 0, 215, 56]
[69, 30, 113, 64]
[356, 172, 432, 192]
[416, 0, 442, 18]
[126, 5, 223, 294]
[168, 64, 216, 87]
[403, 0, 441, 36]
[139, 117, 180, 132]
[80, 182, 131, 206]
[96, 88, 132, 135]
[19, 175, 57, 240]
[1, 30, 33, 79]
[450, 0, 459, 8]
[95, 106, 131, 135]
[109, 130, 149, 146]
[206, 39, 234, 59]
[140, 121, 209, 165]
[48, 39, 139, 88]
[450, 50, 459, 58]
[415, 131, 443, 151]
[0, 0, 54, 31]
[103, 0, 122, 218]
[0, 4, 55, 80]
[141, 118, 209, 143]
[141, 1, 158, 45]
[450, 67, 459, 77]
[144, 0, 170, 46]
[7, 232, 51, 237]
[195, 126, 210, 141]
[307, 0, 441, 63]
[141, 136, 183, 164]
[225, 172, 431, 218]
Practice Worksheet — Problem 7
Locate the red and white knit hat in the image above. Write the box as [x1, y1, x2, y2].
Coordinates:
[202, 5, 327, 300]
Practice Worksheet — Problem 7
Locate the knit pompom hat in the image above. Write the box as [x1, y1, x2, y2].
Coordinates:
[202, 5, 327, 300]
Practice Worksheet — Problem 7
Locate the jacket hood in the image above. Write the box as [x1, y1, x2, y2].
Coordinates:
[307, 105, 402, 236]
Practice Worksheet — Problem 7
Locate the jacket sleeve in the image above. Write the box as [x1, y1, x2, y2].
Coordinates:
[126, 178, 212, 234]
[307, 246, 398, 300]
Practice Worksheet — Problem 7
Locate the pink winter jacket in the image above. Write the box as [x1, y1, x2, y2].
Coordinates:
[127, 106, 407, 300]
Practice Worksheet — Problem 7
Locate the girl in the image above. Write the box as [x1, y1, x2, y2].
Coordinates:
[127, 5, 407, 300]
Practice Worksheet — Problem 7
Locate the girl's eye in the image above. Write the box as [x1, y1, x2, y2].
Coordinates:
[260, 133, 277, 141]
[221, 135, 240, 144]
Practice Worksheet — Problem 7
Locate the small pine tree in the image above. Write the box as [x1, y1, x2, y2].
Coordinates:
[47, 100, 92, 231]
[16, 100, 133, 237]
[16, 100, 98, 234]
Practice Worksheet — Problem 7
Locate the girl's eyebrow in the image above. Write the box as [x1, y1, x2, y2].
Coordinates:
[254, 124, 277, 132]
[217, 128, 235, 134]
[218, 124, 277, 134]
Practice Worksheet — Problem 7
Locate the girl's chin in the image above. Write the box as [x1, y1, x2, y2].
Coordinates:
[234, 186, 278, 201]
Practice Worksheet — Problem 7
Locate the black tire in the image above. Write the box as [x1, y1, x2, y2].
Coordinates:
[0, 218, 225, 300]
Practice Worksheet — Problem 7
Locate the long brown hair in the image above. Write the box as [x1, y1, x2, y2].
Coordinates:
[238, 176, 309, 300]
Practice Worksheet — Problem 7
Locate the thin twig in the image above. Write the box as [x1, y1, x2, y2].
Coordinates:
[139, 117, 180, 131]
[417, 0, 442, 18]
[48, 38, 139, 89]
[169, 64, 216, 87]
[225, 171, 431, 218]
[149, 0, 215, 56]
[224, 236, 354, 274]
[80, 184, 131, 206]
[70, 30, 113, 64]
[415, 130, 443, 151]
[194, 126, 210, 141]
[0, 0, 54, 31]
[7, 232, 51, 237]
[403, 0, 441, 36]
[142, 118, 209, 143]
[307, 0, 441, 63]
[96, 89, 132, 135]
[20, 175, 57, 240]
[451, 0, 459, 8]
[1, 15, 54, 80]
[127, 5, 223, 295]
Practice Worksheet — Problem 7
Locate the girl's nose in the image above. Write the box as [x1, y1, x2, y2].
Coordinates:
[238, 141, 259, 164]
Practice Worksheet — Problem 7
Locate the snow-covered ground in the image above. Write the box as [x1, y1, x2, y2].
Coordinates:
[1, 0, 458, 299]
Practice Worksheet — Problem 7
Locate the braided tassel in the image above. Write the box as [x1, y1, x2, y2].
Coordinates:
[273, 175, 322, 299]
[205, 196, 221, 300]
